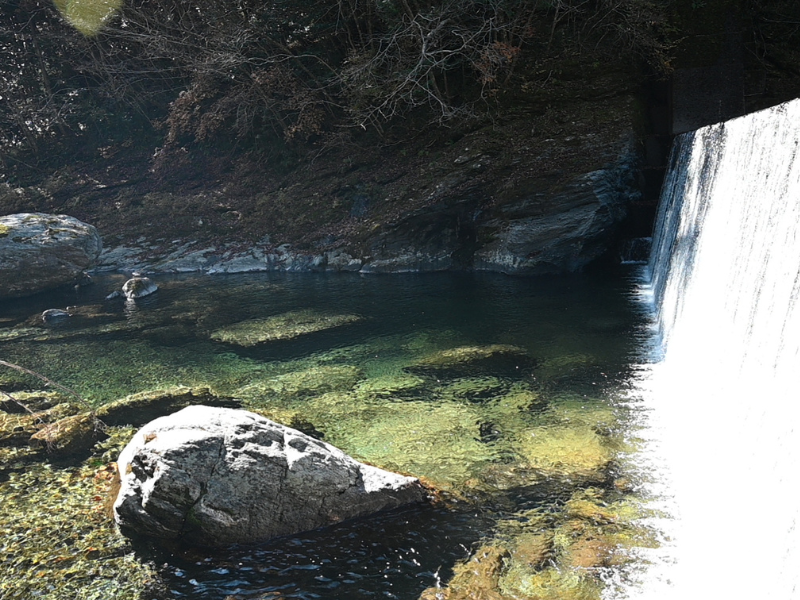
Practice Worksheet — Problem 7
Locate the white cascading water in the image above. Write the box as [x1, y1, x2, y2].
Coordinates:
[626, 99, 800, 599]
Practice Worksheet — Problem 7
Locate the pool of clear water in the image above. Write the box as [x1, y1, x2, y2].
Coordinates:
[0, 268, 649, 599]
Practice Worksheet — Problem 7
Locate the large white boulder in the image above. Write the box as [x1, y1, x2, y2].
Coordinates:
[113, 405, 427, 546]
[0, 213, 102, 299]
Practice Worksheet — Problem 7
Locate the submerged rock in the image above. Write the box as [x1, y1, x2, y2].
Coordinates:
[114, 406, 427, 546]
[0, 213, 102, 300]
[122, 276, 158, 300]
[406, 344, 534, 377]
[0, 412, 42, 446]
[0, 390, 69, 413]
[353, 373, 426, 398]
[514, 425, 612, 484]
[210, 309, 362, 346]
[30, 412, 106, 456]
[0, 403, 81, 447]
[437, 376, 509, 404]
[419, 545, 509, 600]
[237, 365, 364, 401]
[96, 386, 240, 426]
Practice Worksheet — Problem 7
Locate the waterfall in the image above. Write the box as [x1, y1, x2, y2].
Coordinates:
[632, 99, 800, 598]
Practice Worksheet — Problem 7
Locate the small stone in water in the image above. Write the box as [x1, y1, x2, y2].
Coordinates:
[42, 309, 70, 323]
[122, 276, 158, 300]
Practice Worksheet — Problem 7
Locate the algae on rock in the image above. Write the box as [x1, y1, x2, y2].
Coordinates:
[238, 364, 364, 402]
[30, 412, 106, 456]
[96, 385, 240, 426]
[210, 309, 362, 346]
[407, 344, 533, 376]
[513, 425, 612, 483]
[420, 486, 658, 600]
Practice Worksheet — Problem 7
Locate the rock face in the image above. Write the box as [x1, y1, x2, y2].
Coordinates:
[473, 163, 635, 274]
[114, 405, 428, 546]
[0, 213, 102, 300]
[359, 146, 638, 275]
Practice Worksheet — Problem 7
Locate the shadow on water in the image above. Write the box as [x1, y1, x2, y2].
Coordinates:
[138, 504, 495, 600]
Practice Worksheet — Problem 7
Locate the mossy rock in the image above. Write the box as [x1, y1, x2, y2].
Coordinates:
[0, 390, 70, 413]
[420, 545, 509, 600]
[510, 532, 554, 570]
[481, 387, 544, 428]
[0, 459, 162, 598]
[96, 385, 240, 426]
[406, 344, 535, 377]
[316, 398, 495, 491]
[209, 309, 362, 346]
[237, 365, 364, 402]
[562, 535, 619, 569]
[0, 413, 42, 446]
[29, 412, 106, 456]
[353, 374, 427, 398]
[437, 376, 509, 404]
[0, 327, 44, 342]
[0, 403, 82, 447]
[535, 353, 599, 383]
[514, 425, 612, 483]
[498, 565, 603, 600]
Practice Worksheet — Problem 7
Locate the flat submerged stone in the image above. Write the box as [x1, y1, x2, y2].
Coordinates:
[209, 309, 362, 346]
[406, 344, 535, 377]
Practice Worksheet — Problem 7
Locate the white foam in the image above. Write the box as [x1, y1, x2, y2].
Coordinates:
[627, 99, 800, 599]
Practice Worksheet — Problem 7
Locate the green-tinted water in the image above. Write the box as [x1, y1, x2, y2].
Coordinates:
[0, 270, 656, 599]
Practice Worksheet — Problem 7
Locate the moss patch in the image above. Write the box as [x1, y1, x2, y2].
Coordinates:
[0, 424, 161, 599]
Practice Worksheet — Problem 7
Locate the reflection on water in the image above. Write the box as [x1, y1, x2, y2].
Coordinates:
[0, 269, 653, 599]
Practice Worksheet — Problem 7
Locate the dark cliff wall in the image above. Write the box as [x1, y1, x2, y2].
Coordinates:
[2, 0, 799, 273]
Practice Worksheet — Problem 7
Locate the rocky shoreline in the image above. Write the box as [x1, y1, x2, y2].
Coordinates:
[93, 146, 638, 277]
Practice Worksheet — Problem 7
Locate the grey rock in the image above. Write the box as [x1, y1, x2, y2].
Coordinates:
[0, 213, 102, 299]
[114, 406, 428, 546]
[122, 276, 158, 299]
[325, 250, 362, 272]
[95, 245, 154, 273]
